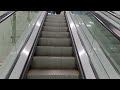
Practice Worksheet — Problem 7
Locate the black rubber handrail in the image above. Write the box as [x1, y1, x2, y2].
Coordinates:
[0, 11, 16, 23]
[90, 11, 120, 41]
[107, 11, 120, 20]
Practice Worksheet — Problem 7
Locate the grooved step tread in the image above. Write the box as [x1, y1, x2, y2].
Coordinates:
[47, 15, 65, 17]
[27, 14, 80, 79]
[44, 22, 67, 27]
[43, 26, 68, 32]
[46, 17, 65, 20]
[27, 69, 79, 79]
[35, 46, 73, 56]
[46, 18, 65, 21]
[32, 56, 76, 69]
[45, 19, 66, 23]
[47, 16, 65, 18]
[41, 31, 70, 38]
[38, 38, 71, 46]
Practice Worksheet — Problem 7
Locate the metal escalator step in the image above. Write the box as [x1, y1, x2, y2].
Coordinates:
[38, 38, 71, 46]
[46, 17, 65, 20]
[45, 18, 66, 23]
[44, 22, 67, 27]
[46, 17, 66, 21]
[46, 17, 66, 20]
[27, 69, 79, 79]
[41, 31, 70, 38]
[47, 14, 65, 17]
[47, 16, 65, 18]
[47, 14, 65, 16]
[35, 46, 73, 56]
[43, 26, 68, 32]
[46, 17, 65, 21]
[31, 56, 76, 69]
[46, 19, 66, 23]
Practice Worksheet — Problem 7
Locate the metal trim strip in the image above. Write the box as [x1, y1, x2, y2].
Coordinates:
[70, 12, 110, 79]
[66, 11, 96, 79]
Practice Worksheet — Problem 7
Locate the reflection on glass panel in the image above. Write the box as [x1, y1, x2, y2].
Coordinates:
[72, 11, 120, 73]
[0, 11, 39, 67]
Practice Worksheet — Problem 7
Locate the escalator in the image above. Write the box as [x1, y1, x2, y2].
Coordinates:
[72, 11, 120, 77]
[4, 11, 120, 79]
[6, 11, 120, 79]
[89, 12, 120, 73]
[26, 14, 80, 79]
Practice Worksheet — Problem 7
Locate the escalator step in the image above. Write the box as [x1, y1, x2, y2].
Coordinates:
[43, 26, 68, 32]
[46, 19, 66, 23]
[31, 56, 76, 69]
[47, 15, 64, 16]
[38, 38, 71, 46]
[41, 31, 70, 38]
[46, 17, 65, 21]
[47, 14, 64, 17]
[27, 69, 79, 79]
[46, 17, 65, 20]
[44, 22, 67, 27]
[35, 46, 73, 56]
[27, 14, 80, 79]
[47, 16, 65, 19]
